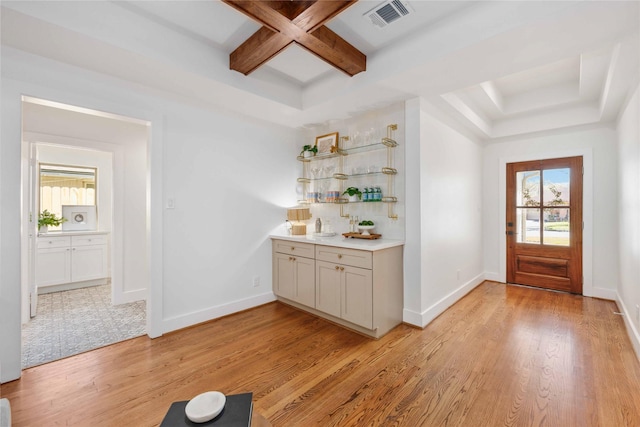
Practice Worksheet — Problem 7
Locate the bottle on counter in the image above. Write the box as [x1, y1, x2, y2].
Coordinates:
[315, 217, 322, 233]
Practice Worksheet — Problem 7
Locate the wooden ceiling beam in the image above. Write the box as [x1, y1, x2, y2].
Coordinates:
[223, 0, 366, 77]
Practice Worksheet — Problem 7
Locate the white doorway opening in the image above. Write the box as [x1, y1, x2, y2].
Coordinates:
[20, 97, 152, 366]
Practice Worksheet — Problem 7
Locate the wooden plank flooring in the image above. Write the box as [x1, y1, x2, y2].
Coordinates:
[3, 281, 640, 426]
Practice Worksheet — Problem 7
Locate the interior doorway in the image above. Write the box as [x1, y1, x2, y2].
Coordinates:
[506, 156, 583, 294]
[20, 97, 150, 367]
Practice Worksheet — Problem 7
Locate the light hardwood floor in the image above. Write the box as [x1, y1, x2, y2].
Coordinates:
[3, 281, 640, 426]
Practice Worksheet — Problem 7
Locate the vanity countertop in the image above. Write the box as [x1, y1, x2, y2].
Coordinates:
[270, 232, 404, 251]
[37, 230, 110, 237]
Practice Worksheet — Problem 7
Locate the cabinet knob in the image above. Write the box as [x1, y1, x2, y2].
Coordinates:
[291, 247, 295, 251]
[335, 266, 340, 270]
[338, 254, 343, 259]
[292, 257, 296, 261]
[340, 267, 344, 271]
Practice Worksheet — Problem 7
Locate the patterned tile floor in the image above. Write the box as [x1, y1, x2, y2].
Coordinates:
[21, 284, 146, 368]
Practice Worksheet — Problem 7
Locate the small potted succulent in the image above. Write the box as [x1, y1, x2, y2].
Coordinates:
[343, 187, 362, 202]
[300, 144, 318, 158]
[38, 210, 67, 233]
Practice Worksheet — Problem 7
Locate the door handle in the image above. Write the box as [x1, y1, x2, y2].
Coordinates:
[506, 231, 518, 235]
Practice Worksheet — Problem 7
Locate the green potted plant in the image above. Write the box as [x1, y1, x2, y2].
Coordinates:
[38, 210, 67, 233]
[343, 187, 362, 202]
[300, 144, 318, 158]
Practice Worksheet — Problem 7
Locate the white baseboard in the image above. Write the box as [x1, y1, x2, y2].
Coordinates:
[162, 292, 277, 334]
[114, 288, 147, 305]
[483, 271, 501, 282]
[587, 287, 617, 301]
[403, 273, 485, 328]
[616, 292, 640, 362]
[402, 308, 423, 327]
[38, 278, 107, 294]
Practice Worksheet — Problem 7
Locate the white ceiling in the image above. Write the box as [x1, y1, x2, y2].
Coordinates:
[1, 1, 639, 139]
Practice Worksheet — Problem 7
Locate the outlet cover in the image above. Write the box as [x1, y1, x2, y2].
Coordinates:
[252, 276, 260, 287]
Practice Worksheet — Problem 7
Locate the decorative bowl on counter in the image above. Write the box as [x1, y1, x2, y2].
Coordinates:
[357, 225, 375, 235]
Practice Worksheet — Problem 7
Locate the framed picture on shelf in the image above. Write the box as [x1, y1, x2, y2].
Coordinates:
[315, 132, 339, 154]
[61, 205, 97, 231]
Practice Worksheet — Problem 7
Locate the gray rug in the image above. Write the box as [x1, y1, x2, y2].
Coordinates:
[21, 284, 146, 368]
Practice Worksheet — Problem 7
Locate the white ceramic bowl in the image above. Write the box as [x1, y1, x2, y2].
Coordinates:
[358, 225, 375, 235]
[185, 391, 226, 423]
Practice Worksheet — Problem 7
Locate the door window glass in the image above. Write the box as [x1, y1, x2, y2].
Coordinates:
[542, 168, 570, 246]
[516, 208, 540, 243]
[516, 171, 540, 206]
[515, 168, 571, 246]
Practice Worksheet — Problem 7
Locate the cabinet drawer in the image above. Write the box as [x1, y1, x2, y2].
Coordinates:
[273, 240, 315, 258]
[37, 236, 71, 249]
[72, 235, 108, 246]
[315, 245, 372, 269]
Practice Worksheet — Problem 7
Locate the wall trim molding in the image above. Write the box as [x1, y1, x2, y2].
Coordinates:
[115, 289, 147, 305]
[616, 291, 640, 362]
[162, 292, 277, 334]
[484, 271, 501, 282]
[589, 287, 617, 301]
[404, 273, 485, 328]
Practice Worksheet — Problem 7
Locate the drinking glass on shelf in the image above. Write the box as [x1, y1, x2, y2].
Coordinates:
[364, 125, 378, 146]
[350, 128, 362, 148]
[324, 165, 335, 178]
[311, 166, 322, 178]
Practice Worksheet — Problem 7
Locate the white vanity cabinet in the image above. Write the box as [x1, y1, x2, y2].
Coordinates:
[35, 232, 109, 291]
[35, 236, 72, 287]
[272, 237, 403, 339]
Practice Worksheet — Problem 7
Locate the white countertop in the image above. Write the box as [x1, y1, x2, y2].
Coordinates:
[38, 230, 110, 237]
[270, 232, 404, 251]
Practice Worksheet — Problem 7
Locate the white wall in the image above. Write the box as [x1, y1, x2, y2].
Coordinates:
[0, 74, 23, 383]
[616, 84, 640, 357]
[404, 98, 485, 327]
[159, 103, 298, 330]
[1, 48, 300, 382]
[483, 125, 619, 299]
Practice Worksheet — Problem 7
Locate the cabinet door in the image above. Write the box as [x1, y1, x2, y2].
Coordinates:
[35, 247, 71, 286]
[71, 244, 108, 282]
[274, 252, 296, 300]
[342, 266, 373, 329]
[294, 256, 315, 307]
[315, 260, 342, 318]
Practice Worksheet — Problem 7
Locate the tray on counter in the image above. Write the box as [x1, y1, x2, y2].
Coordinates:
[342, 232, 382, 240]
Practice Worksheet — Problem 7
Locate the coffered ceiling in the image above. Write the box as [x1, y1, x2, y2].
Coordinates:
[1, 1, 638, 139]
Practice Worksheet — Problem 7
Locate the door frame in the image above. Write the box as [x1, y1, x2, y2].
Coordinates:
[18, 95, 165, 339]
[506, 156, 583, 293]
[497, 148, 606, 299]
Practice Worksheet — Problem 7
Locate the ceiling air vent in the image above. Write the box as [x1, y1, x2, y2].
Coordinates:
[364, 0, 414, 29]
